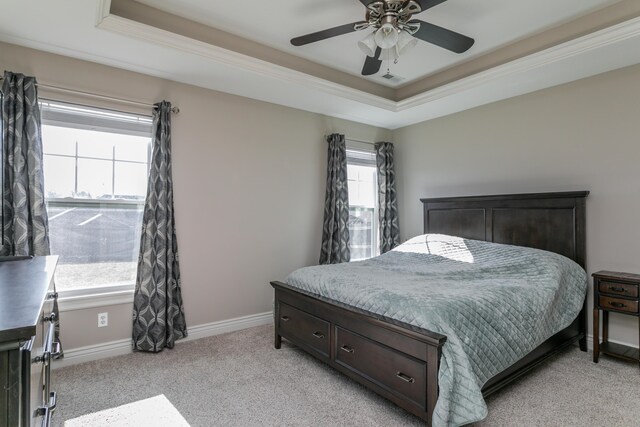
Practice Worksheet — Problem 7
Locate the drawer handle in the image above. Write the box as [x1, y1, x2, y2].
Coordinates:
[608, 286, 625, 293]
[312, 331, 325, 339]
[396, 372, 415, 383]
[34, 323, 58, 364]
[340, 345, 355, 354]
[280, 316, 290, 322]
[51, 342, 62, 358]
[36, 392, 57, 427]
[609, 302, 625, 308]
[47, 391, 57, 411]
[36, 405, 51, 427]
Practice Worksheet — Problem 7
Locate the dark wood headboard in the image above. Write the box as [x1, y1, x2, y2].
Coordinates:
[421, 192, 588, 268]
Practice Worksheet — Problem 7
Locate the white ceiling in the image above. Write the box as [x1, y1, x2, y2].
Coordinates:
[134, 0, 620, 87]
[0, 0, 639, 130]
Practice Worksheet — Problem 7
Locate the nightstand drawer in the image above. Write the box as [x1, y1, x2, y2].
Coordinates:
[598, 296, 639, 314]
[598, 281, 638, 298]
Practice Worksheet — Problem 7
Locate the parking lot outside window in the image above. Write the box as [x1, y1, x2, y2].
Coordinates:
[40, 100, 152, 296]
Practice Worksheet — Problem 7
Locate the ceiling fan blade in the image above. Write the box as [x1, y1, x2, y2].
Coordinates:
[415, 0, 448, 11]
[411, 20, 474, 53]
[361, 47, 382, 76]
[291, 22, 364, 46]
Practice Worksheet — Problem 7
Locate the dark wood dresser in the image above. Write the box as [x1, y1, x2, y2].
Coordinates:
[0, 256, 59, 427]
[592, 270, 640, 364]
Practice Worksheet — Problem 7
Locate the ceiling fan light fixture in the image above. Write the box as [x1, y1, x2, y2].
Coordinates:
[358, 32, 378, 57]
[381, 46, 400, 62]
[374, 22, 399, 49]
[289, 0, 475, 77]
[396, 30, 418, 55]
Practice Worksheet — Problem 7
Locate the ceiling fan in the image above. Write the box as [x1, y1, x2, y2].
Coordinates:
[291, 0, 475, 76]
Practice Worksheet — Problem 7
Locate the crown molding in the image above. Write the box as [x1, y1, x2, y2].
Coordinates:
[397, 15, 640, 111]
[0, 0, 637, 129]
[97, 0, 111, 24]
[96, 1, 640, 127]
[96, 9, 396, 112]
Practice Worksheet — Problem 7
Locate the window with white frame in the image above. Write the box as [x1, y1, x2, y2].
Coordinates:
[346, 147, 379, 261]
[40, 100, 152, 294]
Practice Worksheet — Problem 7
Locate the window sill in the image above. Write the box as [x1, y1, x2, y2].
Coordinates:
[58, 285, 134, 312]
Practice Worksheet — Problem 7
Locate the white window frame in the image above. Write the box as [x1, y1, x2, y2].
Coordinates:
[346, 140, 380, 261]
[40, 100, 152, 309]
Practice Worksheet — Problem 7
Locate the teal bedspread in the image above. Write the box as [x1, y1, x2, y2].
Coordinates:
[286, 234, 587, 426]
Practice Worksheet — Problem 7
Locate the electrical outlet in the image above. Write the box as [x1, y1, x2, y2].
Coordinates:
[98, 312, 108, 328]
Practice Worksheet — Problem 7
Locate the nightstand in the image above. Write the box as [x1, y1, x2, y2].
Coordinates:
[592, 271, 639, 363]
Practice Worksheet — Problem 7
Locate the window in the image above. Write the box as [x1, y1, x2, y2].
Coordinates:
[40, 100, 152, 293]
[346, 148, 379, 261]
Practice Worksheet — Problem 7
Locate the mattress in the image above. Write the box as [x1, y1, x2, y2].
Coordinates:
[286, 234, 587, 426]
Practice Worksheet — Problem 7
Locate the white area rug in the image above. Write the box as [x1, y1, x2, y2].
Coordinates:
[64, 395, 189, 426]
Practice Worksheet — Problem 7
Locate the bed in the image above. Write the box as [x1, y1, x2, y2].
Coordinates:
[270, 191, 589, 426]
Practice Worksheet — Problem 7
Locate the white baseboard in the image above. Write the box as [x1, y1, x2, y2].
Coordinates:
[52, 337, 133, 369]
[585, 335, 595, 350]
[583, 334, 639, 351]
[52, 318, 638, 369]
[184, 311, 272, 342]
[53, 311, 273, 369]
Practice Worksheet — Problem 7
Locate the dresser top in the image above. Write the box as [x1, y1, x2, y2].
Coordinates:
[0, 256, 58, 343]
[592, 270, 640, 283]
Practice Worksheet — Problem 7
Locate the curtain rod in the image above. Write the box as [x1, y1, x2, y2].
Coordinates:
[329, 136, 377, 146]
[0, 77, 180, 114]
[346, 138, 376, 145]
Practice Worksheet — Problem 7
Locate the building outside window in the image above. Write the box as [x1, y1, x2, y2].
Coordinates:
[40, 100, 152, 294]
[346, 147, 379, 261]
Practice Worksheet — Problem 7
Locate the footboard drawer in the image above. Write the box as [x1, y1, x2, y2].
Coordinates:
[278, 303, 330, 357]
[334, 326, 427, 407]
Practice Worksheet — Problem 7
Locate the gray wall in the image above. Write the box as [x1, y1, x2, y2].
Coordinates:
[2, 40, 639, 352]
[394, 63, 640, 348]
[0, 41, 392, 349]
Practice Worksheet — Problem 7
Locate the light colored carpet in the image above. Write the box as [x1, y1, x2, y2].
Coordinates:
[64, 395, 189, 426]
[53, 325, 639, 426]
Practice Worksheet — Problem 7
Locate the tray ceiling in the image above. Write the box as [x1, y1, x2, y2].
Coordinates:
[0, 0, 639, 129]
[134, 0, 621, 87]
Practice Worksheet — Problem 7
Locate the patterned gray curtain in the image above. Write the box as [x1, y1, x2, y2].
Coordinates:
[319, 133, 350, 264]
[133, 100, 187, 353]
[1, 71, 63, 357]
[375, 141, 400, 253]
